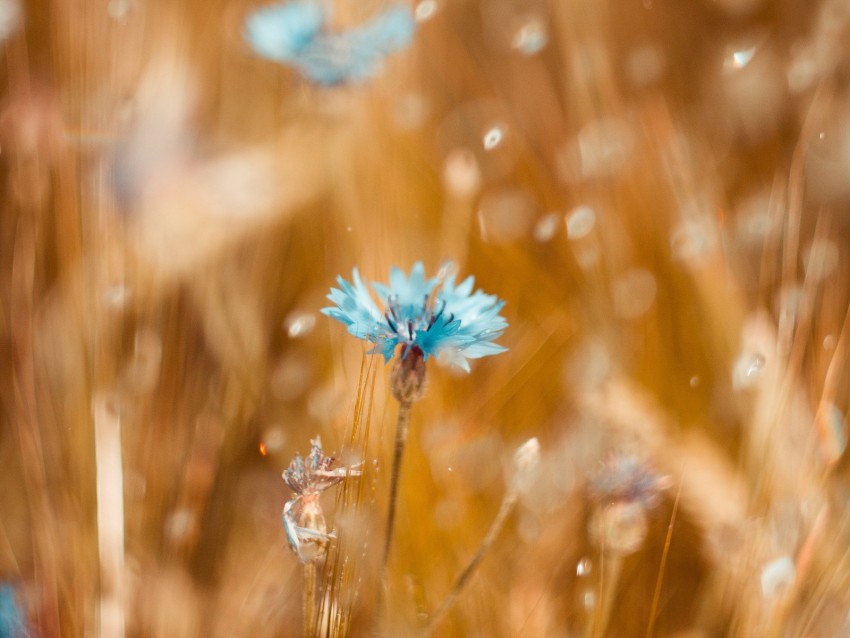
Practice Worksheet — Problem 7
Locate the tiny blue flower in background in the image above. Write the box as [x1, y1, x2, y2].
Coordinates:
[245, 1, 324, 61]
[244, 1, 415, 85]
[322, 262, 508, 372]
[0, 584, 29, 638]
[588, 452, 670, 509]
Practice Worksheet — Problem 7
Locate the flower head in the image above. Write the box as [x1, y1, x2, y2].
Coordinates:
[245, 1, 415, 85]
[322, 262, 508, 372]
[283, 436, 355, 497]
[586, 452, 670, 555]
[282, 437, 360, 563]
[0, 584, 29, 638]
[587, 452, 669, 509]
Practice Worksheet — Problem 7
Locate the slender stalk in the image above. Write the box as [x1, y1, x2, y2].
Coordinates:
[586, 535, 624, 638]
[588, 541, 604, 638]
[377, 350, 427, 631]
[304, 562, 317, 638]
[94, 394, 126, 638]
[646, 479, 682, 638]
[382, 399, 413, 569]
[378, 399, 412, 602]
[595, 554, 622, 638]
[423, 486, 520, 635]
[423, 438, 539, 635]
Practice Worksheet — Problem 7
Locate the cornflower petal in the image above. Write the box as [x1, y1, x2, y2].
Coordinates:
[323, 263, 508, 371]
[321, 268, 387, 341]
[244, 1, 324, 62]
[440, 275, 506, 327]
[373, 262, 437, 312]
[0, 584, 28, 638]
[457, 341, 508, 359]
[245, 1, 415, 85]
[439, 349, 472, 372]
[349, 4, 417, 52]
[413, 312, 462, 358]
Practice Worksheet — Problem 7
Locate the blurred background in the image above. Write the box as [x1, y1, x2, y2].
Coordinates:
[1, 0, 850, 635]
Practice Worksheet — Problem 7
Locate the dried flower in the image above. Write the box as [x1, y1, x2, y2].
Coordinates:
[322, 262, 508, 372]
[283, 436, 353, 496]
[282, 437, 360, 563]
[510, 436, 541, 492]
[244, 1, 415, 85]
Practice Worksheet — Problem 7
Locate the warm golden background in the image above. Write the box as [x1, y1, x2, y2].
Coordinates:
[1, 0, 850, 635]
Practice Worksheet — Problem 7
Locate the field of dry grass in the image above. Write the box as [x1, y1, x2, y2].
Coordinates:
[1, 0, 850, 635]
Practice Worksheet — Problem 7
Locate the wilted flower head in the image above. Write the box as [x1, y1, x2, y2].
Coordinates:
[282, 437, 360, 563]
[244, 1, 415, 85]
[283, 436, 356, 496]
[322, 262, 508, 372]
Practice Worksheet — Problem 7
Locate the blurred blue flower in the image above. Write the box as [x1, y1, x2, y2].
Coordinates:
[245, 1, 415, 85]
[588, 453, 670, 509]
[322, 262, 508, 371]
[0, 584, 29, 638]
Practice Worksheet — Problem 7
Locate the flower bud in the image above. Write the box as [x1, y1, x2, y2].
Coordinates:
[296, 499, 330, 564]
[390, 347, 427, 403]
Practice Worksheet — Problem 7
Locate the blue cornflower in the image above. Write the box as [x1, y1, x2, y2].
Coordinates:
[322, 262, 508, 372]
[0, 584, 29, 638]
[588, 453, 669, 509]
[245, 1, 415, 85]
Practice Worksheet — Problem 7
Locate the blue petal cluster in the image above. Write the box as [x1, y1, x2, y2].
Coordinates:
[245, 1, 415, 85]
[588, 453, 668, 509]
[322, 263, 508, 372]
[0, 584, 29, 638]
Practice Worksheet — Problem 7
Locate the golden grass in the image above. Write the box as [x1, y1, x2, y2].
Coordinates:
[1, 0, 850, 636]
